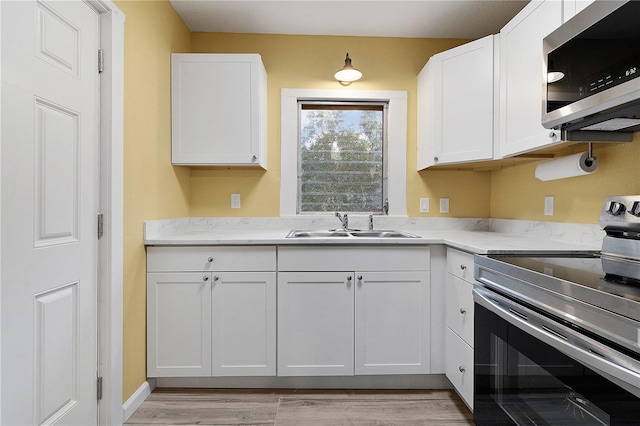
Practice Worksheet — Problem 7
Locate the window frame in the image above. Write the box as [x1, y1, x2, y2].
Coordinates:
[297, 100, 388, 215]
[281, 89, 407, 217]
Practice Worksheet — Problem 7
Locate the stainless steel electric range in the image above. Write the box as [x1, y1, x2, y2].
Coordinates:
[473, 195, 640, 425]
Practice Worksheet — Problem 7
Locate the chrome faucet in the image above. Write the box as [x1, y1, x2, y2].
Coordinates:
[335, 212, 349, 230]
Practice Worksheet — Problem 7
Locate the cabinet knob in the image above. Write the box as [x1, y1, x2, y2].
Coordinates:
[549, 131, 556, 138]
[357, 275, 363, 280]
[203, 275, 209, 282]
[251, 155, 257, 162]
[213, 275, 219, 281]
[460, 308, 467, 315]
[459, 366, 465, 373]
[434, 156, 439, 163]
[460, 264, 466, 270]
[207, 257, 214, 263]
[347, 276, 352, 281]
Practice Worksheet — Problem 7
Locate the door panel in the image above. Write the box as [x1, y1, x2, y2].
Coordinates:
[1, 1, 100, 424]
[277, 272, 355, 376]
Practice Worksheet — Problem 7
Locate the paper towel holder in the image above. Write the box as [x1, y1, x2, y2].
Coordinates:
[585, 142, 597, 167]
[534, 142, 599, 181]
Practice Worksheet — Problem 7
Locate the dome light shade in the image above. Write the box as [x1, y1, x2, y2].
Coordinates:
[334, 53, 362, 84]
[547, 71, 565, 83]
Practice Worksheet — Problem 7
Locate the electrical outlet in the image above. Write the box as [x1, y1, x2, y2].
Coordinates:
[231, 193, 241, 209]
[544, 196, 554, 216]
[439, 198, 449, 214]
[420, 198, 429, 213]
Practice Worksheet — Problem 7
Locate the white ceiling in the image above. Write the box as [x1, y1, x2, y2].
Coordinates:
[169, 1, 529, 39]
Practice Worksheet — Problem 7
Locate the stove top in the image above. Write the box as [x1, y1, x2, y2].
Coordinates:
[478, 253, 640, 322]
[475, 253, 640, 356]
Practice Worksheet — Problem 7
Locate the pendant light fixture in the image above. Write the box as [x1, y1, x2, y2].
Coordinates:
[334, 53, 362, 85]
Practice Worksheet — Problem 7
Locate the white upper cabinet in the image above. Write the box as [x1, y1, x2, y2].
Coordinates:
[417, 35, 495, 169]
[171, 54, 267, 167]
[497, 0, 564, 158]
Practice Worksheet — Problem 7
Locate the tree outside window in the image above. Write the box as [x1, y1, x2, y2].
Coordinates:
[298, 103, 386, 213]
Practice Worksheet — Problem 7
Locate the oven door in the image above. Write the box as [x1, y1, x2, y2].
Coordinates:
[474, 286, 640, 426]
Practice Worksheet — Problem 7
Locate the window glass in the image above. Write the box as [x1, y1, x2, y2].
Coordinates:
[298, 102, 386, 213]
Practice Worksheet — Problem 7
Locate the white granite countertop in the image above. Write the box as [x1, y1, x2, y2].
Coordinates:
[144, 217, 603, 255]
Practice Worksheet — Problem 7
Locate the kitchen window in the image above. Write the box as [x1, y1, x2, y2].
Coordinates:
[298, 102, 386, 214]
[280, 89, 407, 217]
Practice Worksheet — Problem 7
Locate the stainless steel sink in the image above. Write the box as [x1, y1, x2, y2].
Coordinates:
[348, 230, 420, 238]
[286, 230, 420, 238]
[286, 230, 351, 238]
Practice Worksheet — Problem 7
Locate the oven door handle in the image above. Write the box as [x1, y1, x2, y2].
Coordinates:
[474, 286, 640, 397]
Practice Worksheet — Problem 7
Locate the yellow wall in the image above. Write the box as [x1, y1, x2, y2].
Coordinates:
[114, 0, 191, 402]
[491, 136, 640, 223]
[190, 33, 490, 218]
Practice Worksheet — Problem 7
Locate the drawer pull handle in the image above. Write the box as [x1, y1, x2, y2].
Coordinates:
[460, 264, 466, 270]
[458, 366, 465, 373]
[203, 275, 209, 282]
[207, 257, 214, 263]
[460, 308, 466, 315]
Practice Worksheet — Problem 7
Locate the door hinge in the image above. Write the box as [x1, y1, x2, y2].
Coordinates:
[97, 213, 104, 239]
[98, 49, 104, 73]
[96, 376, 103, 401]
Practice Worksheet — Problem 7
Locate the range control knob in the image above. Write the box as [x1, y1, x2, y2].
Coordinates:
[607, 201, 626, 216]
[630, 202, 640, 217]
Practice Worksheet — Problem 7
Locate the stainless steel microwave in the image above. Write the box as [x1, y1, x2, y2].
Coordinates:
[542, 0, 640, 135]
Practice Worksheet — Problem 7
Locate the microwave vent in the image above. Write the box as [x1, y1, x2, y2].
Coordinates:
[581, 118, 640, 132]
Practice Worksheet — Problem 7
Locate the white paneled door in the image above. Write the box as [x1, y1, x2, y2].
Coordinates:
[1, 1, 100, 424]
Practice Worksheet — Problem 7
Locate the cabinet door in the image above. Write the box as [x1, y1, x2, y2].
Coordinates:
[277, 272, 355, 376]
[355, 271, 430, 375]
[446, 328, 474, 410]
[445, 275, 474, 346]
[498, 0, 563, 157]
[433, 36, 495, 167]
[212, 272, 276, 376]
[171, 54, 266, 167]
[147, 272, 212, 377]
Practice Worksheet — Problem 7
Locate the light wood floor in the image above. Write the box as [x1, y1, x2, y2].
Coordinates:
[125, 388, 475, 425]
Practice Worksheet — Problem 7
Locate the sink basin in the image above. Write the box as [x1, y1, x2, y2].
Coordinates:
[286, 230, 420, 238]
[348, 230, 420, 238]
[286, 230, 351, 238]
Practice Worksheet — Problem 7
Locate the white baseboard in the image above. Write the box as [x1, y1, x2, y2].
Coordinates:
[122, 379, 156, 423]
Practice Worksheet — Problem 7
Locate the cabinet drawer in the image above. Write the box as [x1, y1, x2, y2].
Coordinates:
[147, 246, 276, 272]
[446, 275, 474, 347]
[446, 248, 474, 283]
[445, 328, 474, 410]
[278, 246, 430, 272]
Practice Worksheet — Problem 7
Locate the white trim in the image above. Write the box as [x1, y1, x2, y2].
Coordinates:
[154, 375, 449, 389]
[90, 1, 125, 425]
[122, 379, 156, 423]
[280, 89, 407, 217]
[0, 0, 3, 417]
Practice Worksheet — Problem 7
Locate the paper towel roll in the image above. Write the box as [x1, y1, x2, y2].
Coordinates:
[535, 152, 598, 181]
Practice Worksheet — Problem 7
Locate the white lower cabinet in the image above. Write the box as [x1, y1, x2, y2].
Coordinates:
[212, 272, 276, 376]
[148, 245, 433, 380]
[277, 246, 431, 377]
[277, 272, 355, 376]
[445, 328, 474, 407]
[147, 272, 213, 377]
[445, 248, 475, 409]
[147, 247, 276, 378]
[355, 271, 430, 375]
